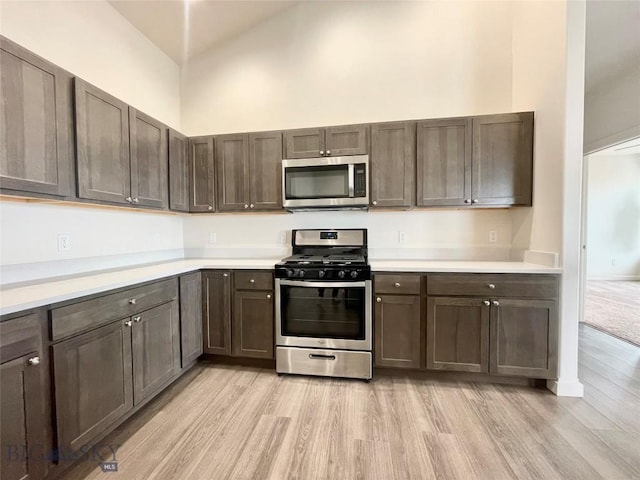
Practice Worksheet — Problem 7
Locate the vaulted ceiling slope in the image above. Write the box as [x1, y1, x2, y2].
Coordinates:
[108, 0, 295, 64]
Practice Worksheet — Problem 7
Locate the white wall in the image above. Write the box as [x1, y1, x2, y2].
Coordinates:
[181, 1, 513, 135]
[586, 154, 640, 279]
[0, 1, 184, 283]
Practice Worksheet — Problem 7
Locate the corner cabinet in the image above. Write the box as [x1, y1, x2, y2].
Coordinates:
[1, 36, 74, 198]
[179, 271, 203, 366]
[189, 135, 215, 212]
[169, 129, 190, 212]
[283, 124, 369, 159]
[215, 131, 282, 212]
[417, 112, 533, 207]
[202, 270, 232, 354]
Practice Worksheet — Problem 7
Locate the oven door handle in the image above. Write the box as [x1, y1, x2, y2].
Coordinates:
[278, 280, 368, 288]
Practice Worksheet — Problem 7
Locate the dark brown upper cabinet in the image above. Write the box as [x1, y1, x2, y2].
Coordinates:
[129, 108, 168, 208]
[283, 124, 369, 159]
[417, 112, 533, 207]
[1, 36, 74, 198]
[216, 131, 283, 212]
[75, 78, 131, 205]
[417, 117, 472, 207]
[75, 79, 170, 209]
[168, 129, 189, 212]
[370, 121, 415, 208]
[472, 112, 533, 206]
[188, 135, 215, 212]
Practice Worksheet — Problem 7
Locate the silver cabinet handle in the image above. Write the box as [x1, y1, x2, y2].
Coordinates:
[250, 204, 254, 208]
[483, 300, 491, 306]
[244, 204, 249, 209]
[372, 200, 377, 206]
[493, 300, 500, 307]
[133, 316, 141, 323]
[250, 279, 255, 284]
[464, 199, 471, 204]
[133, 197, 139, 204]
[266, 294, 272, 299]
[124, 320, 132, 327]
[129, 298, 137, 304]
[488, 284, 495, 289]
[28, 356, 40, 366]
[320, 150, 325, 155]
[126, 196, 133, 203]
[326, 150, 331, 156]
[223, 273, 228, 277]
[472, 199, 479, 203]
[208, 205, 213, 211]
[394, 282, 401, 288]
[376, 297, 382, 303]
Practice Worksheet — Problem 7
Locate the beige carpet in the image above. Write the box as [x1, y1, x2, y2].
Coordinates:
[583, 280, 640, 346]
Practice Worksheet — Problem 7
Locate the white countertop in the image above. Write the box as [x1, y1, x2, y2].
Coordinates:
[0, 258, 561, 316]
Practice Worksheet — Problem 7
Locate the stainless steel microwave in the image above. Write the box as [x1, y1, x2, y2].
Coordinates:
[282, 155, 369, 210]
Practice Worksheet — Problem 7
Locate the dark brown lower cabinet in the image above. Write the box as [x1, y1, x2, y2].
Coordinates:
[490, 298, 558, 378]
[426, 297, 489, 373]
[132, 301, 180, 405]
[1, 310, 50, 480]
[202, 270, 232, 355]
[232, 289, 274, 359]
[53, 320, 133, 454]
[374, 294, 422, 369]
[180, 272, 203, 367]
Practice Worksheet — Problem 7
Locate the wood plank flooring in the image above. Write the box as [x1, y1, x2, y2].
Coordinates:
[583, 280, 640, 345]
[62, 324, 640, 480]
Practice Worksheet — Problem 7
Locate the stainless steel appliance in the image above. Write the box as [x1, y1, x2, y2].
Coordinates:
[275, 229, 372, 380]
[282, 155, 369, 210]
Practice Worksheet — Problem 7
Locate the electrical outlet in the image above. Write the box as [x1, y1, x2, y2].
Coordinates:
[611, 258, 617, 266]
[398, 231, 407, 244]
[489, 230, 498, 243]
[57, 234, 71, 252]
[209, 232, 217, 245]
[279, 231, 287, 244]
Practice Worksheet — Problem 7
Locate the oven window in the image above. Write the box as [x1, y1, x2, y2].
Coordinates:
[285, 165, 349, 199]
[280, 285, 365, 340]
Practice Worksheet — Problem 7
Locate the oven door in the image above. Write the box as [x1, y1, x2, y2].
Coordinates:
[276, 279, 372, 350]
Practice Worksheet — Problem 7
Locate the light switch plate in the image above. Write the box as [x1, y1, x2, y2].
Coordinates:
[57, 234, 71, 251]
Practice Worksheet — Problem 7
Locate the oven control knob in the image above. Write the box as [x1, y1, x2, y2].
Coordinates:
[318, 270, 326, 278]
[298, 270, 305, 278]
[338, 270, 346, 279]
[286, 269, 295, 278]
[350, 270, 358, 279]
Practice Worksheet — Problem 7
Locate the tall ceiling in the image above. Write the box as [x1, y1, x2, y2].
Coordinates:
[108, 0, 295, 64]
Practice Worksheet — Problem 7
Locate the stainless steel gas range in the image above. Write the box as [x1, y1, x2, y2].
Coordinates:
[274, 229, 372, 380]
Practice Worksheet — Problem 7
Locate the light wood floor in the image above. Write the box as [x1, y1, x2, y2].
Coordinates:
[63, 325, 640, 480]
[584, 280, 640, 345]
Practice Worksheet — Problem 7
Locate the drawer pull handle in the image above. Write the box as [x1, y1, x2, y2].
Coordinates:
[124, 320, 132, 327]
[493, 300, 500, 307]
[129, 298, 137, 305]
[488, 284, 495, 289]
[133, 316, 141, 323]
[483, 300, 491, 306]
[309, 354, 336, 361]
[27, 356, 40, 366]
[266, 294, 272, 299]
[394, 282, 401, 288]
[223, 273, 229, 277]
[376, 297, 382, 303]
[250, 279, 255, 284]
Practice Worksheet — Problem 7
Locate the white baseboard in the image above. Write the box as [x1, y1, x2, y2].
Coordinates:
[546, 378, 584, 397]
[587, 275, 640, 281]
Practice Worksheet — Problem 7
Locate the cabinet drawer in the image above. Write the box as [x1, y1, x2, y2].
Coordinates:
[234, 271, 273, 291]
[51, 278, 178, 341]
[426, 274, 558, 299]
[374, 274, 421, 295]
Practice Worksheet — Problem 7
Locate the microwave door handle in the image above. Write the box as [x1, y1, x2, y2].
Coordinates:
[348, 163, 355, 198]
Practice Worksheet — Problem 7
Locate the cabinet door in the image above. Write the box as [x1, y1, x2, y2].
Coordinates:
[325, 124, 369, 156]
[249, 131, 282, 210]
[426, 297, 489, 373]
[472, 112, 533, 206]
[1, 36, 73, 197]
[169, 129, 189, 212]
[180, 272, 203, 367]
[232, 290, 274, 359]
[370, 122, 415, 208]
[53, 320, 133, 453]
[374, 294, 422, 369]
[129, 108, 168, 208]
[283, 128, 325, 159]
[202, 270, 232, 355]
[417, 117, 471, 207]
[132, 301, 180, 405]
[490, 298, 558, 378]
[216, 133, 250, 211]
[189, 135, 215, 212]
[75, 78, 131, 204]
